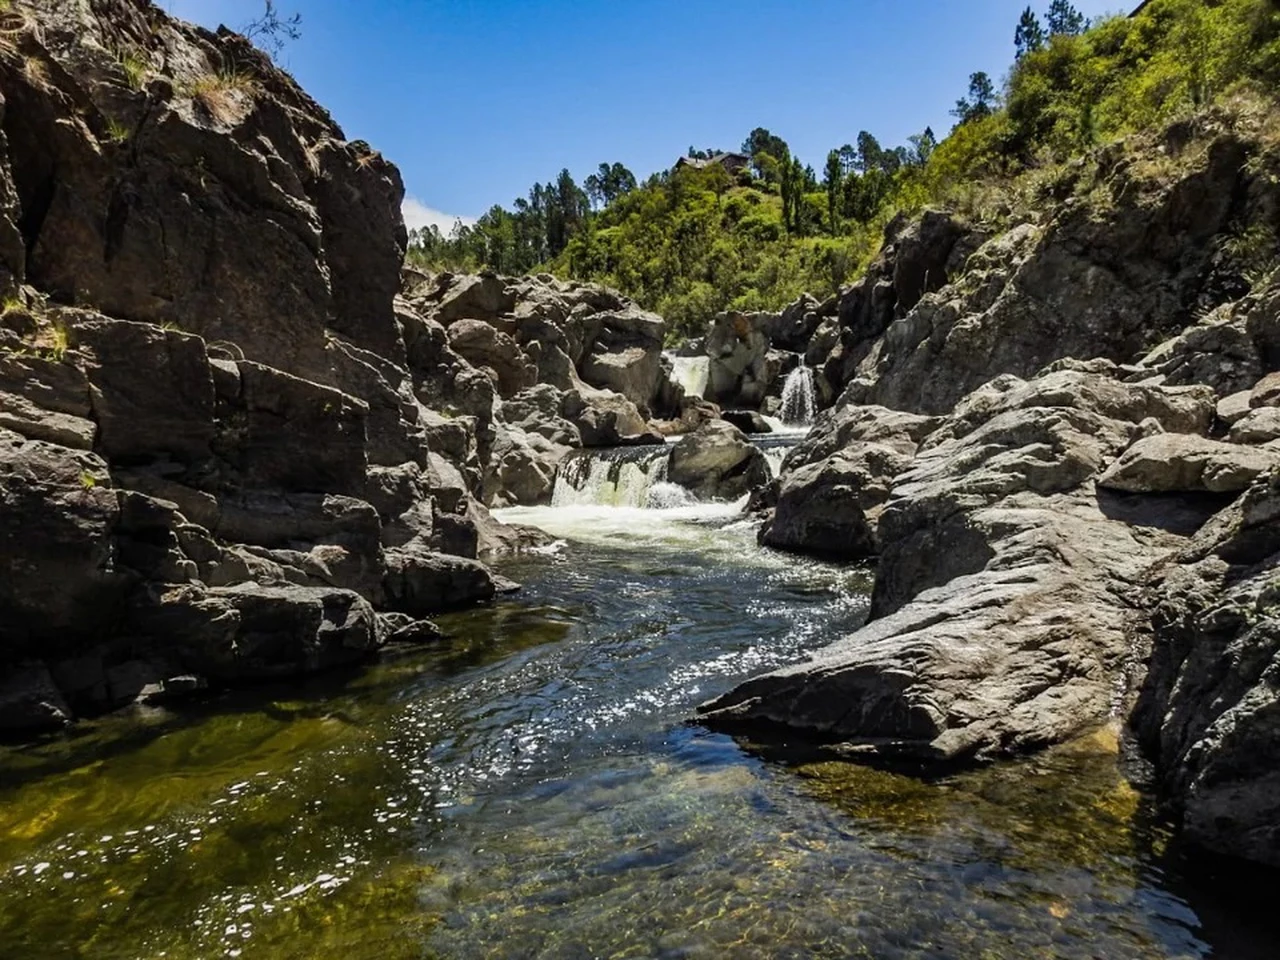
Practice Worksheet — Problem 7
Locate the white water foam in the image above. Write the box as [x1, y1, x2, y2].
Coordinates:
[779, 365, 816, 426]
[669, 355, 710, 399]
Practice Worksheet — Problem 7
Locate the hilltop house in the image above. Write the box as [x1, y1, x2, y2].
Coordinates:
[675, 152, 751, 175]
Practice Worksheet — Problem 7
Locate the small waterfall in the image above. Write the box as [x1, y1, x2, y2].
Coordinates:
[551, 448, 673, 508]
[670, 355, 710, 399]
[780, 365, 816, 426]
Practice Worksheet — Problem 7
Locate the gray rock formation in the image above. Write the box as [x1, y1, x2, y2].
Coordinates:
[704, 372, 1218, 766]
[1133, 472, 1280, 869]
[668, 421, 769, 501]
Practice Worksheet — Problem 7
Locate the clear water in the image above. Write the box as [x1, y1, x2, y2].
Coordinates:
[0, 503, 1275, 959]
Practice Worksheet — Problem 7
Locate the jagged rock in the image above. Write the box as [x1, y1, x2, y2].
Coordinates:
[483, 423, 570, 507]
[1133, 472, 1280, 869]
[668, 420, 769, 501]
[447, 318, 537, 398]
[760, 443, 913, 560]
[500, 385, 582, 447]
[0, 351, 96, 448]
[0, 663, 71, 734]
[702, 373, 1207, 765]
[1228, 406, 1280, 445]
[0, 430, 123, 660]
[69, 315, 216, 464]
[828, 134, 1255, 415]
[1098, 434, 1280, 493]
[382, 548, 496, 616]
[783, 404, 939, 473]
[561, 387, 661, 447]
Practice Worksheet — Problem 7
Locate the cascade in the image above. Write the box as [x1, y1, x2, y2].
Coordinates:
[779, 365, 816, 426]
[669, 355, 710, 399]
[551, 448, 674, 508]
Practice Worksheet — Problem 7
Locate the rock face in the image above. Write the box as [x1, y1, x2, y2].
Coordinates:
[710, 103, 1280, 871]
[703, 371, 1218, 765]
[0, 0, 693, 735]
[1133, 472, 1280, 868]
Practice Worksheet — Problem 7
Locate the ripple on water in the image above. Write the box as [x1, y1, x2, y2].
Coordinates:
[0, 511, 1273, 958]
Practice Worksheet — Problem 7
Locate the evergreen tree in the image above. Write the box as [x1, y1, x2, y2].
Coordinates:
[838, 143, 857, 175]
[823, 149, 842, 232]
[1045, 0, 1086, 36]
[951, 72, 996, 124]
[1015, 6, 1046, 59]
[855, 130, 883, 172]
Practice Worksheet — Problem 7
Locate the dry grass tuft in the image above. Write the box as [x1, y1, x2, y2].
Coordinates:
[187, 69, 259, 124]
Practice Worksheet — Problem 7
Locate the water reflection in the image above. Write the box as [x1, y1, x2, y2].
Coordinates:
[0, 513, 1273, 959]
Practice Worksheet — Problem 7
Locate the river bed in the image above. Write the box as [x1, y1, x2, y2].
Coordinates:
[0, 497, 1275, 958]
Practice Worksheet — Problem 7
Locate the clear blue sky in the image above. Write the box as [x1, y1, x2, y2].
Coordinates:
[164, 1, 1121, 231]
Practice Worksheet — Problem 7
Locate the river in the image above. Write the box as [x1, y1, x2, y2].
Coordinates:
[0, 449, 1275, 959]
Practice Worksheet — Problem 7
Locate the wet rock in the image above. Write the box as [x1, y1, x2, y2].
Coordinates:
[668, 420, 769, 501]
[0, 664, 71, 734]
[761, 443, 913, 561]
[382, 547, 496, 616]
[133, 582, 384, 682]
[721, 409, 772, 434]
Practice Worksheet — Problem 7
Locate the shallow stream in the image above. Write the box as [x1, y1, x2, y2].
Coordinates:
[0, 486, 1275, 958]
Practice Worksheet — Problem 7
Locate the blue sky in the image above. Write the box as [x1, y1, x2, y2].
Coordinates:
[164, 1, 1122, 232]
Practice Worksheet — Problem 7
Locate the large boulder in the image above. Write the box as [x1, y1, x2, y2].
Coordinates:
[382, 548, 497, 616]
[668, 420, 769, 501]
[561, 387, 662, 447]
[129, 582, 383, 682]
[701, 372, 1211, 765]
[1098, 433, 1280, 493]
[760, 443, 913, 560]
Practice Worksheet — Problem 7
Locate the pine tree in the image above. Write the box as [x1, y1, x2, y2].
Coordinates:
[1014, 6, 1045, 59]
[1045, 0, 1086, 36]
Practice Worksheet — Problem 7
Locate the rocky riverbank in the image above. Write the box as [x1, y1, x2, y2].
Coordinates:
[0, 0, 716, 734]
[2, 0, 1279, 883]
[701, 102, 1280, 870]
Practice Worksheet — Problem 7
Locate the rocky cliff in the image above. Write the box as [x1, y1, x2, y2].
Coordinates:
[0, 0, 691, 734]
[703, 100, 1280, 871]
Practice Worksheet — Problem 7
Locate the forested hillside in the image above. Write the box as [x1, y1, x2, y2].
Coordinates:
[408, 0, 1280, 339]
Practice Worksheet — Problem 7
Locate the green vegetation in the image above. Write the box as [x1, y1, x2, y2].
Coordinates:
[117, 49, 149, 90]
[408, 0, 1280, 340]
[103, 117, 132, 143]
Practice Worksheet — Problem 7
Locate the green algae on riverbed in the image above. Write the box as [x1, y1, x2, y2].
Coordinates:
[0, 526, 1264, 959]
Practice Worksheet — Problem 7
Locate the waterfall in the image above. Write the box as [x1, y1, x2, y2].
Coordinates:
[551, 448, 674, 508]
[779, 365, 816, 426]
[670, 355, 710, 399]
